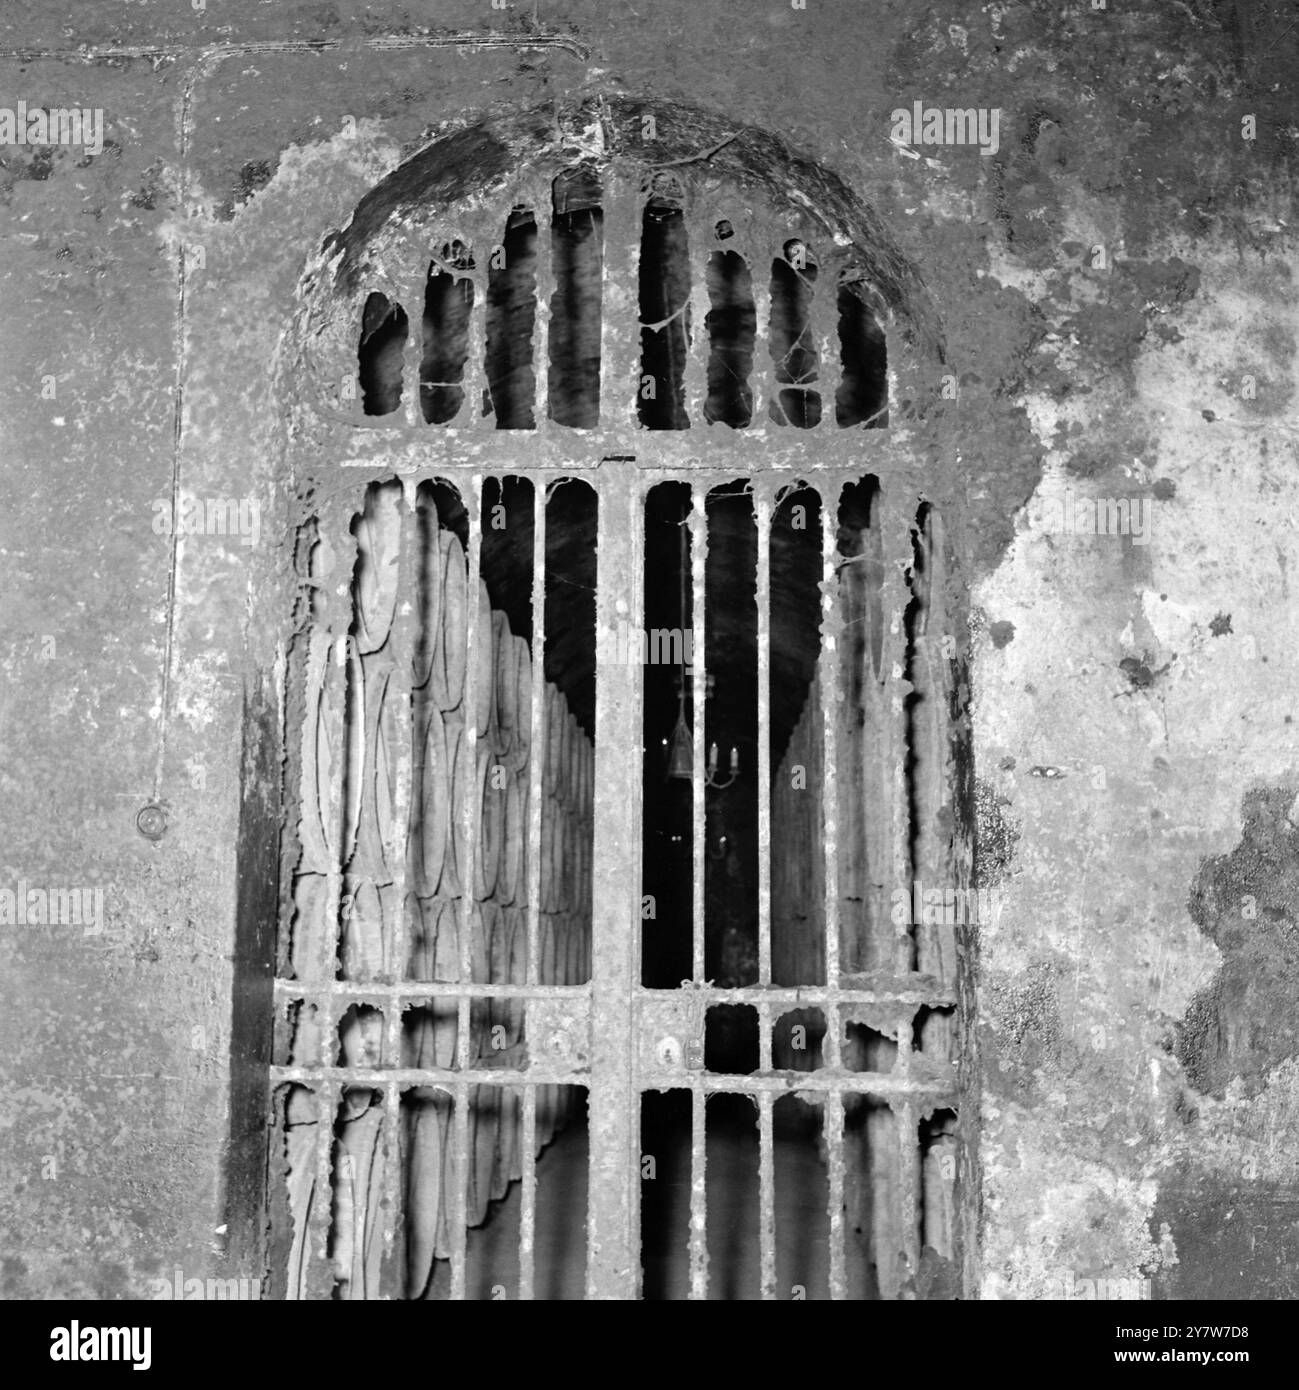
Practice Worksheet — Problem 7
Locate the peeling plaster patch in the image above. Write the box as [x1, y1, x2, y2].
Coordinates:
[221, 158, 276, 219]
[166, 120, 403, 244]
[1177, 786, 1299, 1100]
[980, 1131, 1163, 1299]
[1131, 256, 1298, 425]
[1152, 1053, 1299, 1300]
[986, 958, 1061, 1060]
[975, 777, 1020, 887]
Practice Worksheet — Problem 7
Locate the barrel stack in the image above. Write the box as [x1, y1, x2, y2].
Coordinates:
[283, 486, 595, 1299]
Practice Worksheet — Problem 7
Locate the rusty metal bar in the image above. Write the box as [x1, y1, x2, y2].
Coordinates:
[681, 218, 707, 427]
[300, 507, 357, 1298]
[276, 979, 590, 1001]
[384, 485, 418, 1065]
[526, 483, 547, 988]
[532, 203, 550, 432]
[319, 503, 359, 991]
[603, 170, 637, 431]
[911, 506, 958, 1066]
[585, 464, 639, 1299]
[750, 262, 772, 427]
[275, 978, 952, 1007]
[380, 1080, 400, 1294]
[518, 1081, 538, 1300]
[897, 1100, 921, 1292]
[308, 1080, 336, 1297]
[449, 1081, 469, 1300]
[447, 480, 482, 1301]
[401, 266, 421, 431]
[885, 490, 916, 977]
[894, 988, 922, 1290]
[688, 1084, 708, 1300]
[271, 1065, 950, 1096]
[822, 480, 861, 1323]
[758, 1089, 776, 1300]
[461, 265, 486, 428]
[641, 1070, 950, 1098]
[460, 479, 483, 1011]
[690, 485, 707, 984]
[808, 246, 835, 431]
[330, 436, 901, 476]
[820, 487, 842, 1068]
[756, 484, 773, 986]
[825, 1089, 847, 1300]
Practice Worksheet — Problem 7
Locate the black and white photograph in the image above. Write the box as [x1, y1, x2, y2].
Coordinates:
[0, 0, 1295, 1349]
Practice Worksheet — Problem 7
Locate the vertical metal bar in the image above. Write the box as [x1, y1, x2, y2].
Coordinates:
[518, 1084, 538, 1301]
[758, 1089, 776, 1300]
[403, 267, 422, 430]
[809, 250, 836, 430]
[819, 486, 841, 1062]
[690, 485, 707, 984]
[820, 486, 847, 1301]
[532, 200, 550, 431]
[887, 492, 915, 976]
[896, 1100, 921, 1289]
[377, 488, 415, 1299]
[519, 473, 546, 1303]
[462, 264, 486, 427]
[602, 169, 637, 432]
[449, 1081, 469, 1300]
[309, 1080, 337, 1296]
[681, 215, 708, 427]
[825, 1089, 847, 1300]
[458, 480, 481, 1023]
[756, 485, 773, 986]
[321, 500, 358, 989]
[448, 477, 482, 1300]
[526, 483, 546, 988]
[380, 1080, 400, 1296]
[751, 264, 772, 427]
[688, 1084, 708, 1300]
[857, 482, 893, 974]
[386, 484, 418, 1033]
[304, 503, 355, 1299]
[586, 466, 639, 1299]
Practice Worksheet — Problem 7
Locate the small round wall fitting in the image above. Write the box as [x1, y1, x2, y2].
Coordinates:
[136, 803, 168, 841]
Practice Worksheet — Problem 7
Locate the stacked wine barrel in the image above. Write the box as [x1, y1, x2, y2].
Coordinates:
[403, 526, 594, 1287]
[282, 481, 594, 1300]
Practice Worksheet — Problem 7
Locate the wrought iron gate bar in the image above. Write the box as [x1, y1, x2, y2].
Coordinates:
[519, 1082, 539, 1301]
[756, 485, 774, 989]
[270, 1065, 953, 1094]
[586, 462, 640, 1299]
[273, 145, 970, 1297]
[689, 482, 708, 985]
[330, 445, 902, 476]
[274, 979, 955, 1005]
[688, 1084, 708, 1301]
[757, 1089, 777, 1300]
[518, 478, 548, 1302]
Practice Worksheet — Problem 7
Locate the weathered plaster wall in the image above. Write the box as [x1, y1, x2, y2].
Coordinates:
[1, 0, 1295, 1298]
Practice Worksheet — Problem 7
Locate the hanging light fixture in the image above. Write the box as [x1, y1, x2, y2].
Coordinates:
[662, 506, 738, 788]
[664, 706, 694, 781]
[665, 512, 694, 781]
